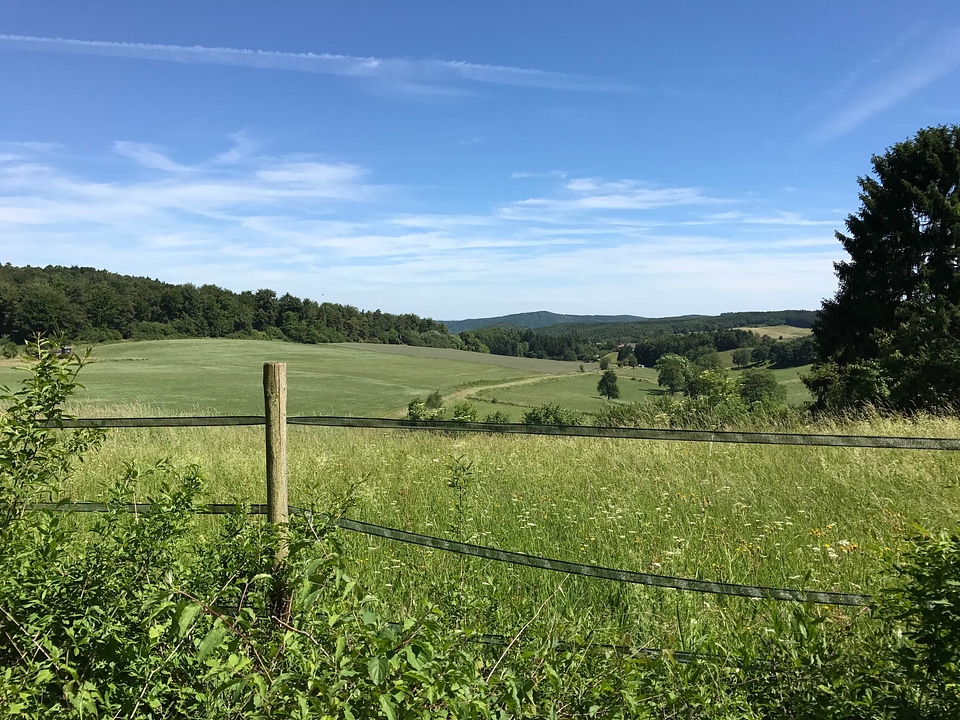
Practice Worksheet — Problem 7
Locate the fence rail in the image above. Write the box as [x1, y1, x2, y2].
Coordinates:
[28, 501, 871, 606]
[44, 415, 960, 451]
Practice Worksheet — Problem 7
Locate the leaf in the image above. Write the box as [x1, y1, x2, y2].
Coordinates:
[367, 656, 388, 685]
[198, 623, 229, 661]
[405, 645, 422, 670]
[176, 602, 202, 638]
[379, 694, 397, 720]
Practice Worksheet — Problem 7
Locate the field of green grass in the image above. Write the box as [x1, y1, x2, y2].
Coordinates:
[66, 414, 960, 651]
[7, 339, 576, 417]
[2, 339, 816, 421]
[11, 338, 957, 654]
[469, 366, 662, 415]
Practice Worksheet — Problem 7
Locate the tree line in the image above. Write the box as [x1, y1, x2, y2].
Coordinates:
[0, 263, 816, 372]
[0, 264, 458, 348]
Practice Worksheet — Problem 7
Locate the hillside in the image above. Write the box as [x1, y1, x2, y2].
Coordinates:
[443, 310, 649, 333]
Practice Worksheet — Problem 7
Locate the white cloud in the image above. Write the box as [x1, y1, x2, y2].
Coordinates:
[114, 141, 194, 172]
[0, 137, 843, 318]
[0, 34, 630, 93]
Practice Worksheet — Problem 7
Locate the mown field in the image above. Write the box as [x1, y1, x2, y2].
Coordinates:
[736, 325, 813, 340]
[9, 339, 580, 417]
[1, 338, 813, 422]
[37, 338, 956, 653]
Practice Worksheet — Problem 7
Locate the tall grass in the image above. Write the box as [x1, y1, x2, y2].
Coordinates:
[64, 405, 960, 653]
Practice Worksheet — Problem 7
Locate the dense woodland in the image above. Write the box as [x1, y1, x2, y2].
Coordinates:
[0, 264, 458, 348]
[0, 263, 814, 368]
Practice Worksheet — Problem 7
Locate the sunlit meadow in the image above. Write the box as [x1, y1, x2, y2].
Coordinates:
[64, 406, 960, 654]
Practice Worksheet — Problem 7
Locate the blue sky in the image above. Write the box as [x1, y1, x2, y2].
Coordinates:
[1, 1, 959, 320]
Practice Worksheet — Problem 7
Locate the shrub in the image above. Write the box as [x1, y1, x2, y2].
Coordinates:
[522, 403, 584, 426]
[451, 401, 478, 422]
[0, 337, 17, 359]
[482, 410, 511, 424]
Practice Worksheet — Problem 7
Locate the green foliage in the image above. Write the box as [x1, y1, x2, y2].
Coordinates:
[655, 353, 690, 394]
[878, 528, 960, 716]
[482, 410, 511, 424]
[809, 125, 960, 411]
[521, 403, 585, 426]
[0, 337, 17, 359]
[599, 356, 610, 371]
[597, 369, 620, 399]
[732, 348, 751, 368]
[0, 339, 105, 525]
[451, 401, 479, 422]
[751, 344, 770, 365]
[406, 397, 444, 421]
[0, 264, 453, 348]
[739, 368, 788, 405]
[425, 390, 444, 410]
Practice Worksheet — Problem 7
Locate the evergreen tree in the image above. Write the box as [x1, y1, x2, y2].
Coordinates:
[807, 125, 960, 410]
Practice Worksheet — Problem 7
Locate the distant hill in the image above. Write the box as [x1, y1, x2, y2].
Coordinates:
[443, 311, 649, 333]
[444, 309, 814, 335]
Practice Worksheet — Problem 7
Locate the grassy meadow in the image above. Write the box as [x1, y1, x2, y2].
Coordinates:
[10, 339, 581, 417]
[35, 337, 958, 652]
[65, 416, 960, 651]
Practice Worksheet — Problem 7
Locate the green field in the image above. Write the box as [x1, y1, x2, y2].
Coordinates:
[7, 335, 960, 706]
[18, 338, 949, 648]
[65, 412, 960, 651]
[4, 339, 813, 422]
[7, 339, 583, 417]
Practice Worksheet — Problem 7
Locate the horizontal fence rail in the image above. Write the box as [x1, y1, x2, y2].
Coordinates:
[42, 416, 266, 428]
[41, 415, 960, 451]
[27, 502, 871, 606]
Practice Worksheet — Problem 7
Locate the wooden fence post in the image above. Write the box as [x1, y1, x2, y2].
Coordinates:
[263, 362, 288, 563]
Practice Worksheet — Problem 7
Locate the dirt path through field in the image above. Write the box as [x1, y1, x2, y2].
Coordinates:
[387, 372, 581, 417]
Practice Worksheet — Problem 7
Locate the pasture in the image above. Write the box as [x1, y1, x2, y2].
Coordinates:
[18, 339, 577, 417]
[62, 376, 960, 651]
[10, 338, 957, 662]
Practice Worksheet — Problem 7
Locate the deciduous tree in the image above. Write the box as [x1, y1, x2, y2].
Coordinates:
[598, 369, 620, 399]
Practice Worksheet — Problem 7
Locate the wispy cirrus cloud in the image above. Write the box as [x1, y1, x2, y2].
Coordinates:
[114, 141, 195, 173]
[814, 25, 960, 142]
[0, 34, 631, 93]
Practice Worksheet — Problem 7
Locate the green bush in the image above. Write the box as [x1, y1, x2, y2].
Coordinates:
[0, 338, 17, 359]
[407, 397, 444, 421]
[451, 401, 478, 422]
[521, 403, 585, 426]
[483, 410, 511, 424]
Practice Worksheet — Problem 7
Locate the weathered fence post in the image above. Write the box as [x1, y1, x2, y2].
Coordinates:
[263, 362, 288, 563]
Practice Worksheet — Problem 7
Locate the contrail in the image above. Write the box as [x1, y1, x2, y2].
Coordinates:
[0, 34, 630, 92]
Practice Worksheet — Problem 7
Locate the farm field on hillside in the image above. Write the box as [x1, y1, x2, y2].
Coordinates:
[737, 325, 813, 340]
[12, 339, 548, 417]
[66, 408, 960, 650]
[469, 366, 661, 414]
[339, 342, 588, 373]
[2, 339, 814, 421]
[771, 364, 814, 404]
